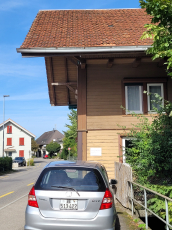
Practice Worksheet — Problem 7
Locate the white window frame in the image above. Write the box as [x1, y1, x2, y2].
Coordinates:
[147, 83, 164, 113]
[122, 137, 135, 165]
[125, 85, 143, 114]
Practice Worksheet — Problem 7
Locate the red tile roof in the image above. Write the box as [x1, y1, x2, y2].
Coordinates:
[20, 9, 152, 49]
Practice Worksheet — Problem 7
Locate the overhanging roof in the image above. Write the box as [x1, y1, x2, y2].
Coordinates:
[17, 9, 153, 107]
[17, 8, 152, 55]
[4, 149, 16, 152]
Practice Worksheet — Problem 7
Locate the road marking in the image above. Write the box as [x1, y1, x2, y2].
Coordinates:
[0, 193, 28, 210]
[0, 191, 14, 198]
[0, 175, 9, 179]
[27, 183, 34, 186]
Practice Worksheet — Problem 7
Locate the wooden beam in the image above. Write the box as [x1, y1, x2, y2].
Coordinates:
[46, 57, 57, 106]
[67, 85, 75, 93]
[77, 66, 87, 161]
[132, 57, 141, 68]
[51, 82, 77, 86]
[123, 77, 168, 83]
[75, 56, 86, 69]
[67, 56, 80, 66]
[64, 57, 70, 105]
[107, 58, 114, 68]
[81, 63, 86, 69]
[143, 83, 148, 114]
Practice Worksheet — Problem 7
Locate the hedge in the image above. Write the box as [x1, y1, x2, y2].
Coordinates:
[0, 157, 12, 171]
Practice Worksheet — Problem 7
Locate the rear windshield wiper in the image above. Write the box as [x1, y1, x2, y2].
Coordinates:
[51, 186, 80, 196]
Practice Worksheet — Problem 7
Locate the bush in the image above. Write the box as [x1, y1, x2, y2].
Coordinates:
[46, 141, 61, 157]
[121, 94, 172, 184]
[27, 158, 34, 166]
[144, 184, 172, 226]
[0, 157, 12, 171]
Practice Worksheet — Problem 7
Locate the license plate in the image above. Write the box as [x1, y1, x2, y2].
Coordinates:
[60, 200, 78, 210]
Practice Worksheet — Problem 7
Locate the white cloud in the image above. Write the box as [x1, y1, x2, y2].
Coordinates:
[0, 92, 49, 101]
[10, 92, 49, 101]
[0, 0, 27, 11]
[0, 63, 45, 78]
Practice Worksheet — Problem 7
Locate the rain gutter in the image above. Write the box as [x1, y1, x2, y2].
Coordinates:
[17, 45, 151, 56]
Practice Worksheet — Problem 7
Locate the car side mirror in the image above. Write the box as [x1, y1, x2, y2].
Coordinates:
[109, 179, 117, 185]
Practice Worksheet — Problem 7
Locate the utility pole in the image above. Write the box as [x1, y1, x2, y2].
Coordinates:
[2, 95, 10, 158]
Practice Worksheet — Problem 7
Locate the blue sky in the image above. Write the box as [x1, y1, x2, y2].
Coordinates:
[0, 0, 140, 138]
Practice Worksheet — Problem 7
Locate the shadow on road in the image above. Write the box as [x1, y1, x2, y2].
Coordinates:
[115, 215, 121, 230]
[34, 160, 45, 163]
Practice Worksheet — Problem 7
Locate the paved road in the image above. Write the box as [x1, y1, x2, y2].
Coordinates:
[0, 158, 53, 230]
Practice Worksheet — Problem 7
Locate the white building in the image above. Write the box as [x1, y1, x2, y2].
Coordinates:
[0, 119, 36, 160]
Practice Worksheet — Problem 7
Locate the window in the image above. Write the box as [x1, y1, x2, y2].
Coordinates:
[7, 126, 12, 134]
[35, 167, 106, 192]
[122, 137, 135, 164]
[19, 150, 24, 157]
[125, 85, 143, 114]
[147, 83, 164, 112]
[123, 78, 167, 114]
[19, 138, 24, 146]
[8, 152, 12, 157]
[7, 138, 12, 146]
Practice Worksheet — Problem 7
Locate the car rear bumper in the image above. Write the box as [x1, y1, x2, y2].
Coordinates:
[25, 205, 116, 230]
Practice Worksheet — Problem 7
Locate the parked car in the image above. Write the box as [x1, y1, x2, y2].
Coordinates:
[43, 154, 48, 159]
[25, 161, 117, 230]
[13, 157, 26, 166]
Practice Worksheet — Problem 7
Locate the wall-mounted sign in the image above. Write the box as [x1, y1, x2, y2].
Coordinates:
[90, 148, 102, 156]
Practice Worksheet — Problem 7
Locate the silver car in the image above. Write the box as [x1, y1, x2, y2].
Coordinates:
[25, 161, 117, 230]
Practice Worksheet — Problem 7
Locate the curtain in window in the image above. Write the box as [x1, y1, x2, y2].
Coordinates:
[127, 86, 140, 111]
[149, 86, 161, 110]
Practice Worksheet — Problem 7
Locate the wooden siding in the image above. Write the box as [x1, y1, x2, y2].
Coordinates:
[86, 62, 171, 178]
[87, 130, 120, 179]
[87, 62, 168, 129]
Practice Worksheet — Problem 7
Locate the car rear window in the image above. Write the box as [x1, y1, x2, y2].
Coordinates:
[15, 157, 23, 160]
[35, 167, 106, 192]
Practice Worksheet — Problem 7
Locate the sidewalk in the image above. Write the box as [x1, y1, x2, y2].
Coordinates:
[115, 201, 147, 230]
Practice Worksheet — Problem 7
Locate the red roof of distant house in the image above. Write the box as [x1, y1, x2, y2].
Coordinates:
[20, 9, 152, 49]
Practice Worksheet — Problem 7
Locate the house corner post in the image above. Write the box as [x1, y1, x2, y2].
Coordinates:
[77, 66, 87, 161]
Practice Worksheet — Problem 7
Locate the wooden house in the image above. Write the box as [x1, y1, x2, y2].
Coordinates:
[17, 9, 172, 178]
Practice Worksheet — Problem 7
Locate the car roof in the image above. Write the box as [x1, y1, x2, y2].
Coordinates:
[45, 160, 103, 170]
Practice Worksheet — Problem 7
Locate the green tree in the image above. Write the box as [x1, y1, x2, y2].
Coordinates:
[61, 109, 77, 160]
[46, 141, 61, 157]
[31, 138, 39, 155]
[122, 93, 172, 184]
[140, 0, 172, 76]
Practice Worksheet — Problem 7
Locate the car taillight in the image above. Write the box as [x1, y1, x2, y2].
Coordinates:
[100, 188, 113, 210]
[28, 186, 39, 208]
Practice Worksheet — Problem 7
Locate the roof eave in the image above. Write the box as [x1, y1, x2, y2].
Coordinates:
[17, 45, 151, 57]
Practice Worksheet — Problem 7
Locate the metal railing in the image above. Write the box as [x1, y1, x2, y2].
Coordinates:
[128, 181, 172, 230]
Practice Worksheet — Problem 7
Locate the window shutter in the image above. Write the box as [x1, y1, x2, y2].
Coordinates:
[7, 138, 12, 146]
[10, 126, 12, 134]
[7, 126, 9, 134]
[19, 138, 24, 146]
[19, 150, 24, 157]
